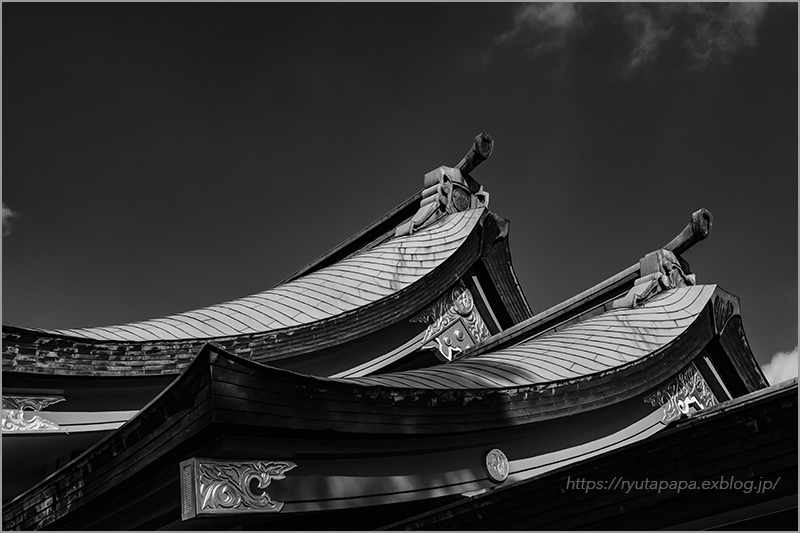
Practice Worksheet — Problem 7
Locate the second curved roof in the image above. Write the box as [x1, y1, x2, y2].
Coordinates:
[348, 284, 717, 389]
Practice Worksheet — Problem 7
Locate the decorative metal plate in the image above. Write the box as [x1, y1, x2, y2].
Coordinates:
[1, 410, 61, 432]
[485, 448, 509, 483]
[180, 458, 296, 520]
[644, 363, 718, 425]
[412, 281, 491, 362]
[1, 396, 65, 432]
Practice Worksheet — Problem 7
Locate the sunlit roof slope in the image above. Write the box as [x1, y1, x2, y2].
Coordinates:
[349, 284, 717, 389]
[38, 208, 485, 342]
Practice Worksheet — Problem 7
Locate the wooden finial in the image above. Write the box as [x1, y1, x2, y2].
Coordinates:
[456, 133, 494, 176]
[664, 208, 713, 255]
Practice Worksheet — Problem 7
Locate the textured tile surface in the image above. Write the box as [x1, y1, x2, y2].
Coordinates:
[349, 285, 716, 389]
[38, 209, 485, 342]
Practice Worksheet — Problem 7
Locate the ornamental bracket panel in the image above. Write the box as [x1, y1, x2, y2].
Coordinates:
[1, 395, 65, 433]
[644, 364, 718, 425]
[411, 281, 491, 363]
[180, 458, 297, 520]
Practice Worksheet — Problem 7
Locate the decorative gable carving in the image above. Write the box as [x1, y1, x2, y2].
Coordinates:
[411, 281, 491, 362]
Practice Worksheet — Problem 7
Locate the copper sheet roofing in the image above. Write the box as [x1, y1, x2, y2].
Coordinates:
[37, 208, 485, 342]
[349, 284, 717, 389]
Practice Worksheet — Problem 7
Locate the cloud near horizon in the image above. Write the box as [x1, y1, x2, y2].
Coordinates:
[761, 346, 798, 385]
[2, 203, 16, 236]
[495, 3, 769, 73]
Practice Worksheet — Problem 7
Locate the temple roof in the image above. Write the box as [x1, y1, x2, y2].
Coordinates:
[34, 208, 484, 342]
[4, 205, 526, 377]
[348, 284, 717, 389]
[1, 282, 770, 530]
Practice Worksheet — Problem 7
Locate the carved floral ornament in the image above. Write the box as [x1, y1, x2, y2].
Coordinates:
[180, 458, 296, 520]
[2, 396, 65, 411]
[411, 281, 491, 363]
[1, 410, 61, 432]
[644, 364, 718, 425]
[1, 396, 64, 432]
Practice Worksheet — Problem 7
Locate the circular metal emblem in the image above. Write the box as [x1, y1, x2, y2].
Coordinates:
[451, 186, 472, 212]
[485, 448, 509, 483]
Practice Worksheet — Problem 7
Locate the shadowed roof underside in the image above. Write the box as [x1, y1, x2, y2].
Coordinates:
[348, 284, 717, 389]
[36, 208, 485, 342]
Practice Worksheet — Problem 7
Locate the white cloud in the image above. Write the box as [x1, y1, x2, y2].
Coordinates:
[682, 3, 769, 68]
[620, 4, 674, 74]
[496, 3, 581, 54]
[494, 3, 769, 73]
[2, 203, 15, 236]
[761, 346, 798, 385]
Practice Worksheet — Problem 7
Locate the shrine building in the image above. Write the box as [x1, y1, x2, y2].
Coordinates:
[2, 135, 796, 530]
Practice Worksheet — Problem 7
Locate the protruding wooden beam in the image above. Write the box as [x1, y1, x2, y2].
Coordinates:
[664, 208, 713, 256]
[456, 133, 494, 176]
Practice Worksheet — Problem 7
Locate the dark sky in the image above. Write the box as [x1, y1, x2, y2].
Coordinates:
[3, 3, 797, 376]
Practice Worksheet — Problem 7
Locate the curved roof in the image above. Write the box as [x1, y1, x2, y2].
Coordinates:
[36, 208, 485, 343]
[3, 285, 770, 530]
[348, 284, 717, 389]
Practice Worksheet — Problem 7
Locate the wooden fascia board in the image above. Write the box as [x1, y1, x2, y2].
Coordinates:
[717, 317, 770, 392]
[4, 286, 738, 438]
[478, 234, 533, 326]
[200, 293, 722, 435]
[0, 344, 218, 531]
[0, 301, 753, 531]
[383, 379, 798, 531]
